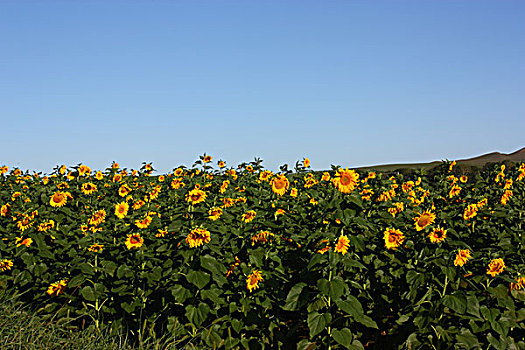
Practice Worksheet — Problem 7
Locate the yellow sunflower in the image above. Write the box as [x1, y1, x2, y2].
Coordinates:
[241, 210, 256, 223]
[118, 184, 132, 197]
[218, 161, 225, 168]
[15, 236, 33, 247]
[334, 234, 350, 255]
[0, 204, 10, 217]
[449, 184, 461, 198]
[208, 207, 223, 221]
[114, 201, 129, 219]
[486, 258, 505, 277]
[383, 228, 405, 250]
[203, 155, 212, 163]
[510, 276, 525, 291]
[135, 215, 152, 229]
[290, 188, 298, 197]
[414, 210, 436, 231]
[463, 204, 478, 220]
[251, 231, 274, 246]
[332, 168, 359, 194]
[460, 175, 468, 183]
[88, 244, 104, 253]
[270, 175, 290, 196]
[186, 228, 211, 248]
[88, 209, 106, 226]
[246, 270, 263, 292]
[49, 192, 67, 208]
[303, 158, 310, 168]
[125, 233, 144, 249]
[81, 182, 97, 195]
[454, 249, 471, 267]
[16, 216, 33, 231]
[78, 165, 91, 176]
[0, 259, 13, 272]
[185, 188, 207, 205]
[47, 279, 67, 296]
[428, 227, 447, 243]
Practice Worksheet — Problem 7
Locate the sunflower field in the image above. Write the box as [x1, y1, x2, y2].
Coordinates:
[0, 157, 525, 349]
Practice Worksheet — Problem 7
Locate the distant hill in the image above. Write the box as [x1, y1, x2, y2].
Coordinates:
[357, 147, 525, 172]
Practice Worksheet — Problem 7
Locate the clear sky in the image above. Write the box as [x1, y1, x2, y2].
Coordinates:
[1, 0, 524, 174]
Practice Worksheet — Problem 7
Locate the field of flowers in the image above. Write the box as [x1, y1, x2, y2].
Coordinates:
[0, 156, 524, 349]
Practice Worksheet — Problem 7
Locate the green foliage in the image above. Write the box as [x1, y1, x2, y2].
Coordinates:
[0, 159, 524, 348]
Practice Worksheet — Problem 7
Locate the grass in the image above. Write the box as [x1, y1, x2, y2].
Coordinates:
[0, 291, 181, 350]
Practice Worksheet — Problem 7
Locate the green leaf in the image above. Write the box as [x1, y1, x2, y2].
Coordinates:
[171, 285, 191, 303]
[355, 315, 378, 329]
[67, 275, 85, 288]
[332, 328, 353, 348]
[442, 293, 467, 314]
[200, 254, 225, 274]
[185, 303, 210, 327]
[465, 294, 481, 318]
[186, 270, 210, 289]
[307, 312, 331, 338]
[329, 277, 345, 300]
[283, 282, 306, 311]
[456, 328, 480, 349]
[100, 260, 117, 277]
[80, 286, 96, 301]
[336, 295, 364, 317]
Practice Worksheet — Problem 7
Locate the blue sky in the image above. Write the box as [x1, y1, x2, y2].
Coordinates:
[1, 0, 524, 174]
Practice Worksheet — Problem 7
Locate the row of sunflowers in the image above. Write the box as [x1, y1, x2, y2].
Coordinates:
[0, 156, 524, 349]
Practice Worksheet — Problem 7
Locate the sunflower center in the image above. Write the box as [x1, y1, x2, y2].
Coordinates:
[274, 180, 284, 189]
[130, 236, 139, 244]
[419, 216, 430, 227]
[340, 175, 351, 186]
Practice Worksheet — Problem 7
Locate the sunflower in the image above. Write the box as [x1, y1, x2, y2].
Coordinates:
[334, 234, 350, 255]
[88, 209, 106, 226]
[259, 170, 273, 182]
[246, 270, 263, 292]
[16, 216, 33, 231]
[0, 166, 8, 174]
[477, 198, 488, 209]
[125, 233, 144, 249]
[268, 174, 289, 196]
[463, 204, 478, 220]
[241, 210, 256, 223]
[414, 210, 436, 231]
[428, 227, 447, 243]
[332, 168, 359, 194]
[275, 208, 285, 216]
[501, 190, 513, 205]
[383, 228, 405, 250]
[155, 229, 168, 238]
[486, 258, 505, 277]
[454, 249, 471, 267]
[1, 204, 10, 217]
[15, 236, 33, 247]
[449, 184, 461, 198]
[303, 158, 310, 168]
[251, 231, 274, 246]
[135, 215, 152, 229]
[510, 276, 525, 291]
[208, 207, 223, 221]
[460, 175, 468, 183]
[290, 188, 298, 197]
[387, 202, 404, 217]
[114, 201, 129, 219]
[88, 244, 104, 253]
[321, 172, 330, 182]
[11, 192, 22, 201]
[186, 228, 211, 248]
[118, 184, 132, 197]
[0, 259, 13, 272]
[50, 192, 67, 207]
[78, 165, 91, 176]
[47, 279, 67, 296]
[186, 189, 207, 205]
[132, 199, 146, 210]
[81, 182, 97, 195]
[218, 161, 225, 168]
[37, 220, 55, 232]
